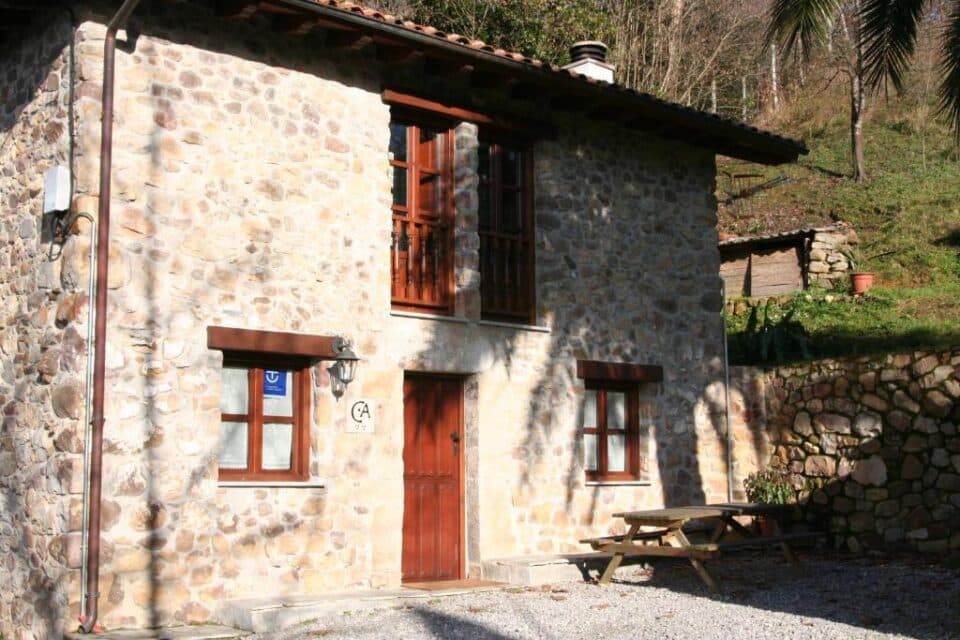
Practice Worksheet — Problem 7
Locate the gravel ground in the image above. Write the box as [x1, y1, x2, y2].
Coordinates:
[251, 552, 960, 640]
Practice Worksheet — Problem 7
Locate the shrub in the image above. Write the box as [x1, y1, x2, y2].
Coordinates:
[744, 466, 794, 504]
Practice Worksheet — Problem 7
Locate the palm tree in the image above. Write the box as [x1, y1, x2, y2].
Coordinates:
[767, 0, 960, 182]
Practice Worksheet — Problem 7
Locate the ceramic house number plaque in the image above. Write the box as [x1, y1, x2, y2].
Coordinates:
[347, 398, 375, 434]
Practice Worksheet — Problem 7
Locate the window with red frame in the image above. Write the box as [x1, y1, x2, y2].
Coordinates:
[577, 361, 660, 481]
[390, 119, 454, 315]
[478, 138, 534, 323]
[218, 356, 310, 482]
[581, 382, 643, 481]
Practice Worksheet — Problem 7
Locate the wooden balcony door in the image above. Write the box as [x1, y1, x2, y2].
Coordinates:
[402, 374, 463, 582]
[390, 121, 454, 315]
[477, 139, 534, 323]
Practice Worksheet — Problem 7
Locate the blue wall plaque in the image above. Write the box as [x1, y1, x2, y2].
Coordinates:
[263, 370, 288, 397]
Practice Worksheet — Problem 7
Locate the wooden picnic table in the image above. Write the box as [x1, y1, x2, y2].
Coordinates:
[581, 502, 819, 592]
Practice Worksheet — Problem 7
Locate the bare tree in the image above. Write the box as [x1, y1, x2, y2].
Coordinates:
[608, 0, 765, 117]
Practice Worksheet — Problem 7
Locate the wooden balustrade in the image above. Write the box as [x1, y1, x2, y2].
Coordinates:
[391, 216, 451, 312]
[479, 230, 531, 322]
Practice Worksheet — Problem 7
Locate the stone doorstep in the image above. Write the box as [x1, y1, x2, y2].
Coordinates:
[480, 552, 611, 586]
[215, 583, 506, 634]
[60, 558, 604, 638]
[63, 625, 247, 640]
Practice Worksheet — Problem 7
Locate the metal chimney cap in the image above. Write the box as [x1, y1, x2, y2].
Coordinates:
[569, 41, 609, 63]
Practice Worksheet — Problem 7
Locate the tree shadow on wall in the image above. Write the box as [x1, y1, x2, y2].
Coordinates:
[79, 0, 370, 631]
[408, 127, 715, 562]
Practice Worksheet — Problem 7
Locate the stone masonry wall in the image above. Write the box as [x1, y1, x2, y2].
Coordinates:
[0, 15, 84, 640]
[3, 1, 737, 634]
[807, 223, 860, 288]
[734, 349, 960, 556]
[471, 117, 729, 560]
[62, 8, 397, 630]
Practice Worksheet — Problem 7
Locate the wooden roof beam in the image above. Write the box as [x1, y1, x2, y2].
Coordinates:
[627, 117, 680, 137]
[470, 70, 515, 91]
[424, 58, 474, 80]
[587, 104, 626, 122]
[376, 44, 422, 65]
[550, 93, 590, 112]
[325, 30, 373, 50]
[0, 10, 32, 29]
[215, 0, 259, 19]
[272, 13, 317, 34]
[258, 1, 303, 15]
[509, 82, 542, 101]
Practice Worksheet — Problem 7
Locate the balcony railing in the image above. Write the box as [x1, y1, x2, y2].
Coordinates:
[480, 230, 532, 322]
[391, 216, 451, 313]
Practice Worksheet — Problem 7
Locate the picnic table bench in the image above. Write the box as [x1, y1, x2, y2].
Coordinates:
[580, 503, 823, 592]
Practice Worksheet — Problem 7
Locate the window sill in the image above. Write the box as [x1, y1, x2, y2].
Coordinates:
[390, 311, 550, 334]
[218, 480, 327, 489]
[390, 311, 470, 324]
[476, 319, 550, 333]
[584, 480, 652, 487]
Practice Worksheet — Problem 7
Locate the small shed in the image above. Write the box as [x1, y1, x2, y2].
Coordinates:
[719, 229, 812, 298]
[719, 223, 859, 298]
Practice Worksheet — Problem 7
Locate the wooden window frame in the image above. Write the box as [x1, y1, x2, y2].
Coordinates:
[478, 135, 536, 324]
[390, 114, 456, 315]
[582, 380, 641, 482]
[218, 353, 311, 483]
[576, 360, 660, 482]
[207, 327, 346, 483]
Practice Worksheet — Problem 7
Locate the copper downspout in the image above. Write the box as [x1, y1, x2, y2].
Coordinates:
[80, 0, 142, 633]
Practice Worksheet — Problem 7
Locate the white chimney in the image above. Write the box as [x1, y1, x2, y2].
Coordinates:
[562, 41, 614, 84]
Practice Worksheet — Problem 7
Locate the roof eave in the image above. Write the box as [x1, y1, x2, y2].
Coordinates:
[279, 0, 807, 165]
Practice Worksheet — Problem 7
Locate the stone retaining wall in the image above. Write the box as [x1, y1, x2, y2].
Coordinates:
[737, 349, 960, 555]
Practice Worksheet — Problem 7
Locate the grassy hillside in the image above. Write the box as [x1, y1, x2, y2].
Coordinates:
[720, 81, 960, 364]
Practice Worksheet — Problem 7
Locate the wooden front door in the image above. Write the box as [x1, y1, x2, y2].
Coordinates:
[402, 374, 463, 582]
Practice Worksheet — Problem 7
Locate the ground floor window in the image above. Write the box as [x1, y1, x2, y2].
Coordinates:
[207, 326, 340, 483]
[577, 360, 661, 482]
[218, 357, 311, 482]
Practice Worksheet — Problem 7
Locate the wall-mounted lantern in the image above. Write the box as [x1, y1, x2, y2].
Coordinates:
[329, 337, 359, 399]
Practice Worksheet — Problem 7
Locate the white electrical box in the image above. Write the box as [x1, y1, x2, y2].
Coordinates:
[43, 165, 71, 213]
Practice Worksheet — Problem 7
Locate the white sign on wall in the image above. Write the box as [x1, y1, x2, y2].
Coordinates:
[347, 398, 375, 434]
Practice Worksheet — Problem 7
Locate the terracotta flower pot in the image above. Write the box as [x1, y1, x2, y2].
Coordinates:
[851, 272, 875, 295]
[758, 515, 778, 536]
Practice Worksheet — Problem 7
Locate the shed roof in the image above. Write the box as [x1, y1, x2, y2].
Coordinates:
[718, 223, 850, 249]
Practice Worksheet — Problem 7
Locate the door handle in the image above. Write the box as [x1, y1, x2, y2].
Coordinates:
[451, 432, 460, 454]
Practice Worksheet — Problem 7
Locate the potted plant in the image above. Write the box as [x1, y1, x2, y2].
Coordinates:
[743, 466, 794, 535]
[840, 248, 875, 295]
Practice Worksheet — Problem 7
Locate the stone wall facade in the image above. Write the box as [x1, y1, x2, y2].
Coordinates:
[2, 2, 736, 635]
[0, 14, 84, 640]
[731, 349, 960, 556]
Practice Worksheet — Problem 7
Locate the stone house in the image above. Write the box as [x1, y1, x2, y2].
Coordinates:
[0, 0, 805, 636]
